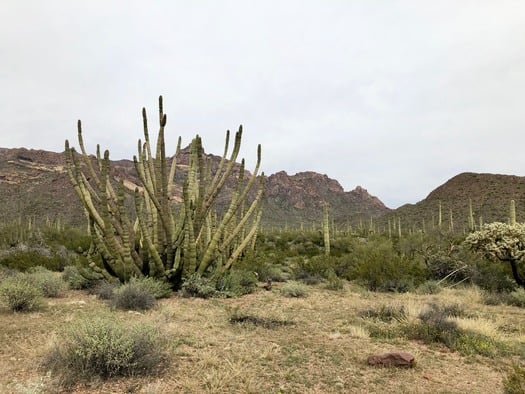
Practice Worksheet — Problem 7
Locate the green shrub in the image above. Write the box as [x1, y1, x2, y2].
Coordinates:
[416, 280, 443, 295]
[27, 267, 67, 297]
[111, 282, 156, 311]
[0, 275, 43, 312]
[292, 255, 334, 284]
[180, 273, 216, 298]
[346, 239, 426, 292]
[61, 265, 90, 290]
[280, 281, 308, 298]
[216, 269, 258, 296]
[360, 304, 407, 322]
[406, 307, 460, 348]
[42, 226, 91, 252]
[472, 259, 518, 293]
[453, 331, 500, 357]
[324, 268, 344, 291]
[128, 276, 172, 299]
[0, 249, 62, 272]
[482, 291, 508, 306]
[44, 315, 167, 382]
[504, 363, 525, 394]
[507, 288, 525, 307]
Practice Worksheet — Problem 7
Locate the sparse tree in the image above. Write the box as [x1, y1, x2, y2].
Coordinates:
[464, 222, 525, 287]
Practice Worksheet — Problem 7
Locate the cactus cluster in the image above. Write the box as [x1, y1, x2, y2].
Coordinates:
[64, 96, 264, 286]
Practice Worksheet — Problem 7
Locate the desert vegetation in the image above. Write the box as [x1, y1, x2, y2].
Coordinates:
[1, 215, 525, 392]
[1, 100, 525, 393]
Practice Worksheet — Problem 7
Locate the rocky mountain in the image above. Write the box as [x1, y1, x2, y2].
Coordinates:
[0, 147, 388, 228]
[263, 171, 388, 227]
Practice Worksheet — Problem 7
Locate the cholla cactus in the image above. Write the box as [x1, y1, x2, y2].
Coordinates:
[64, 96, 264, 286]
[464, 222, 525, 287]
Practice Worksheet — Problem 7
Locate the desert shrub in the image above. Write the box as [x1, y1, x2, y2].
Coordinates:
[0, 274, 43, 312]
[180, 273, 216, 298]
[128, 276, 172, 299]
[425, 250, 472, 282]
[453, 330, 501, 357]
[334, 238, 426, 292]
[416, 280, 443, 295]
[324, 268, 344, 291]
[111, 282, 156, 311]
[482, 291, 509, 306]
[89, 280, 117, 300]
[504, 363, 525, 394]
[360, 304, 407, 322]
[353, 252, 425, 292]
[292, 255, 336, 284]
[44, 315, 167, 382]
[0, 249, 63, 272]
[280, 281, 308, 298]
[403, 302, 497, 356]
[406, 303, 461, 347]
[42, 226, 91, 253]
[216, 269, 258, 296]
[26, 266, 67, 297]
[471, 258, 518, 293]
[258, 263, 290, 282]
[61, 265, 90, 290]
[507, 288, 525, 307]
[0, 265, 18, 281]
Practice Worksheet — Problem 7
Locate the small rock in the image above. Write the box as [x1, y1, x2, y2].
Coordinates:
[367, 351, 415, 368]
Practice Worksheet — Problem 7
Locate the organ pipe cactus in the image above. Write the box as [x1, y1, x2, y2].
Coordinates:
[64, 96, 264, 286]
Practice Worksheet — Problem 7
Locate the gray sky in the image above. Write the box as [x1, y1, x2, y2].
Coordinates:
[2, 1, 525, 208]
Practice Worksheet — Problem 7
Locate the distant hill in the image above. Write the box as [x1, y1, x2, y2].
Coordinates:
[384, 172, 525, 233]
[0, 147, 389, 228]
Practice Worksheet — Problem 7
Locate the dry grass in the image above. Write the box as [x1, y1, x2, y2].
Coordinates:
[0, 284, 523, 393]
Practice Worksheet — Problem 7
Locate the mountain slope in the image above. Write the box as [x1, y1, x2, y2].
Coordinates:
[0, 147, 388, 227]
[386, 172, 525, 232]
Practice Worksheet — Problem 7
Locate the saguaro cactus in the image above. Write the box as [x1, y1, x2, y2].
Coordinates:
[64, 96, 264, 286]
[510, 199, 516, 226]
[322, 203, 330, 256]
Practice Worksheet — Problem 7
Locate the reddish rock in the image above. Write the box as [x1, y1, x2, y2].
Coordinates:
[367, 351, 415, 368]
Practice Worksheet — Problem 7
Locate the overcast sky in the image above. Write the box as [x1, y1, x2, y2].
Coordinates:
[2, 1, 525, 208]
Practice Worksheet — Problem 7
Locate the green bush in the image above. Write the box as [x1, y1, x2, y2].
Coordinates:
[504, 363, 525, 394]
[0, 275, 43, 312]
[453, 331, 501, 357]
[292, 255, 335, 284]
[324, 268, 344, 291]
[216, 269, 258, 296]
[507, 288, 525, 307]
[128, 276, 172, 299]
[280, 281, 309, 298]
[471, 259, 518, 293]
[180, 273, 216, 298]
[44, 315, 167, 382]
[42, 226, 91, 252]
[416, 280, 443, 295]
[0, 249, 63, 272]
[111, 282, 156, 311]
[335, 238, 426, 292]
[27, 267, 67, 297]
[360, 304, 407, 322]
[406, 304, 460, 348]
[62, 265, 90, 289]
